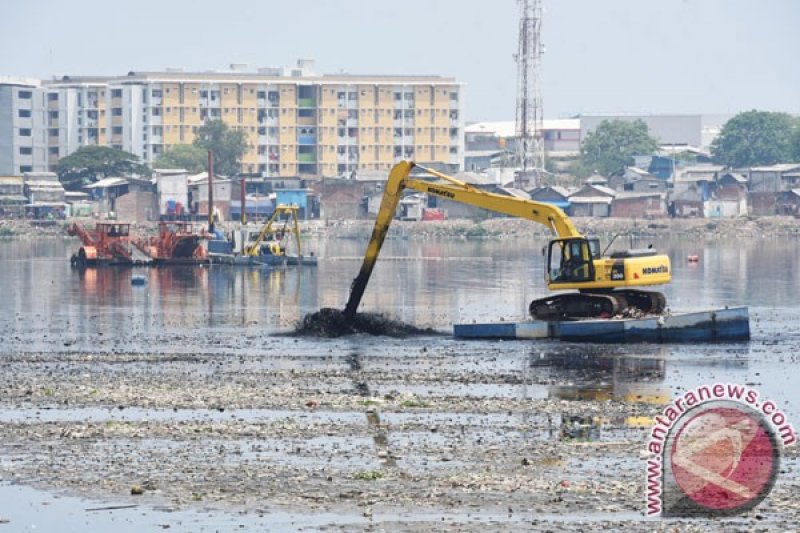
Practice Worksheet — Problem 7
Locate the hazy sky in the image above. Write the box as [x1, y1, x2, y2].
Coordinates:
[2, 0, 798, 121]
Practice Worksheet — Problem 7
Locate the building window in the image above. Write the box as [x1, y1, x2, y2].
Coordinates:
[48, 147, 59, 155]
[152, 89, 162, 97]
[19, 128, 31, 137]
[19, 146, 32, 155]
[47, 93, 58, 101]
[49, 128, 58, 137]
[18, 109, 31, 118]
[20, 165, 32, 173]
[112, 108, 122, 116]
[111, 89, 122, 98]
[152, 108, 161, 116]
[18, 90, 32, 99]
[112, 126, 122, 135]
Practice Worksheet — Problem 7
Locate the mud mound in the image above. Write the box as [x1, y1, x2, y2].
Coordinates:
[296, 308, 434, 338]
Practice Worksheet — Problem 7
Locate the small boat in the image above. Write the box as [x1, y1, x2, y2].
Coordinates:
[206, 204, 317, 267]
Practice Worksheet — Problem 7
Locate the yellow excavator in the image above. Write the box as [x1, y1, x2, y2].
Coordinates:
[243, 204, 302, 257]
[343, 161, 671, 321]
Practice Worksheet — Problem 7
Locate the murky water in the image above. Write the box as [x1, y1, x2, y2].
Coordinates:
[1, 236, 799, 411]
[1, 235, 799, 529]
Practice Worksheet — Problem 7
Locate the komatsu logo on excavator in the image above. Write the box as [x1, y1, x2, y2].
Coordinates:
[643, 265, 669, 275]
[426, 187, 455, 199]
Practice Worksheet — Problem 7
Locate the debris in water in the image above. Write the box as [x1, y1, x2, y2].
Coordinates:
[296, 308, 435, 338]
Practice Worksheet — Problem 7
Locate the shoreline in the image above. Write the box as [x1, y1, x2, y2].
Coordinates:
[1, 215, 800, 242]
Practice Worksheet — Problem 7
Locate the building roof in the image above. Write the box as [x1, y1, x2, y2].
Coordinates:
[529, 185, 571, 198]
[47, 71, 460, 86]
[614, 191, 665, 200]
[85, 177, 129, 189]
[589, 184, 616, 197]
[464, 119, 580, 138]
[750, 163, 800, 173]
[0, 195, 27, 203]
[682, 164, 725, 173]
[625, 167, 652, 177]
[719, 172, 748, 184]
[153, 168, 189, 175]
[499, 187, 530, 199]
[23, 172, 58, 182]
[585, 174, 609, 185]
[64, 191, 90, 199]
[25, 180, 65, 190]
[0, 76, 40, 88]
[569, 196, 613, 204]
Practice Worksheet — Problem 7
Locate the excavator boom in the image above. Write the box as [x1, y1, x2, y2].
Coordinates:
[345, 161, 581, 318]
[343, 161, 670, 320]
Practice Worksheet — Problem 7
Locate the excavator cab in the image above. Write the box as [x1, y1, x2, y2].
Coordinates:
[546, 238, 596, 284]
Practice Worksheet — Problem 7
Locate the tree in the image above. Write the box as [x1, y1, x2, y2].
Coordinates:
[579, 120, 659, 177]
[711, 110, 797, 168]
[154, 144, 208, 174]
[193, 119, 249, 176]
[57, 145, 150, 190]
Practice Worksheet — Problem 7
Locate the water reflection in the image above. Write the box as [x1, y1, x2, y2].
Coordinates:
[530, 345, 670, 405]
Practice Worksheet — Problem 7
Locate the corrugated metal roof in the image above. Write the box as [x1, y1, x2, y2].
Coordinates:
[0, 176, 23, 184]
[750, 164, 800, 172]
[614, 192, 665, 200]
[569, 196, 613, 204]
[85, 177, 129, 189]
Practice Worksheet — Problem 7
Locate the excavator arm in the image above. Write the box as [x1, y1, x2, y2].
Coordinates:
[244, 204, 301, 257]
[343, 161, 583, 318]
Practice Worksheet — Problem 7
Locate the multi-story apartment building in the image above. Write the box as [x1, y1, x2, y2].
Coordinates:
[0, 77, 48, 175]
[31, 61, 464, 177]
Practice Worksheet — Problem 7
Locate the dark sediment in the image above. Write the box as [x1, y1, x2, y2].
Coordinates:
[296, 308, 435, 338]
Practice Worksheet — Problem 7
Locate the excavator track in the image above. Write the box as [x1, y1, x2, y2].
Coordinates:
[529, 293, 628, 321]
[613, 289, 666, 315]
[529, 290, 666, 321]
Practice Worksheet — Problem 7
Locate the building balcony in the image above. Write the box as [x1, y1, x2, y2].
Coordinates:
[298, 152, 316, 163]
[297, 115, 316, 126]
[298, 135, 317, 145]
[297, 98, 316, 108]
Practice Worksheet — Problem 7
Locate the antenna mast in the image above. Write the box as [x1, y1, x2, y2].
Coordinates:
[515, 0, 545, 187]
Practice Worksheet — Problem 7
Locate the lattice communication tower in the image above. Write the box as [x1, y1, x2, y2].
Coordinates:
[515, 0, 545, 181]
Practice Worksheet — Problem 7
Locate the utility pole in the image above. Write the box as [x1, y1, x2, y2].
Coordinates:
[207, 150, 215, 233]
[515, 0, 545, 188]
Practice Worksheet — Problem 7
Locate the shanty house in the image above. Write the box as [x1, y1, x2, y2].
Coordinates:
[748, 164, 800, 193]
[0, 175, 25, 217]
[776, 190, 800, 216]
[568, 184, 615, 217]
[529, 185, 571, 211]
[23, 171, 66, 218]
[611, 192, 667, 218]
